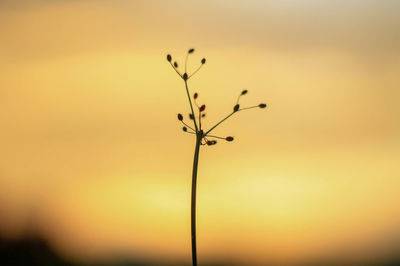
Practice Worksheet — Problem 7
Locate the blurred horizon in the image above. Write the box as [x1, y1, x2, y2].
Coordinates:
[1, 0, 400, 265]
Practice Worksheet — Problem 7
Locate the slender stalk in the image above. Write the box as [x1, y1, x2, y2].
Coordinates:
[181, 121, 195, 132]
[191, 132, 202, 266]
[185, 80, 199, 132]
[189, 64, 203, 79]
[238, 105, 259, 111]
[204, 112, 235, 136]
[205, 134, 226, 140]
[169, 61, 182, 78]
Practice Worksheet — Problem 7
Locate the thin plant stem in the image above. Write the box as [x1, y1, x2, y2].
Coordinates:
[204, 107, 259, 136]
[204, 112, 235, 136]
[181, 121, 195, 132]
[189, 64, 203, 79]
[191, 132, 202, 266]
[199, 112, 202, 131]
[236, 94, 241, 105]
[239, 105, 259, 111]
[205, 134, 226, 140]
[185, 80, 199, 132]
[169, 61, 182, 78]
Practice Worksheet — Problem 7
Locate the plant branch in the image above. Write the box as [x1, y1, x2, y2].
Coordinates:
[204, 105, 261, 136]
[169, 62, 182, 78]
[189, 64, 203, 79]
[239, 105, 259, 111]
[204, 111, 235, 136]
[205, 134, 226, 140]
[185, 80, 199, 132]
[181, 121, 195, 132]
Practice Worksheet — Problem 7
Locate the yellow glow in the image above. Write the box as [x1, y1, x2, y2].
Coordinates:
[1, 0, 400, 265]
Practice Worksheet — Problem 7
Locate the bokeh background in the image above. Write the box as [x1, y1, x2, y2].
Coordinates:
[1, 0, 400, 265]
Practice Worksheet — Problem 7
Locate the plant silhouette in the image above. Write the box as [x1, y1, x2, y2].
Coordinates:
[167, 49, 267, 266]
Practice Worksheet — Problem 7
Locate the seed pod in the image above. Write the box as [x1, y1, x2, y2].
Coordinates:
[188, 48, 195, 54]
[241, 89, 248, 95]
[259, 103, 267, 108]
[167, 54, 172, 62]
[189, 113, 194, 120]
[174, 61, 178, 68]
[199, 105, 206, 112]
[177, 113, 183, 121]
[225, 136, 234, 142]
[201, 58, 206, 64]
[182, 127, 187, 132]
[206, 140, 217, 146]
[183, 73, 188, 80]
[194, 93, 198, 99]
[234, 104, 240, 112]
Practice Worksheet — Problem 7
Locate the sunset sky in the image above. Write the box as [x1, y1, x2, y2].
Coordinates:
[1, 0, 400, 265]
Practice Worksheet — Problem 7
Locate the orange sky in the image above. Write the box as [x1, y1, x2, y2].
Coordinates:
[1, 1, 400, 265]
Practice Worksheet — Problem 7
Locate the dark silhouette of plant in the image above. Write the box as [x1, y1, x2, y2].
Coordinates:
[167, 49, 267, 266]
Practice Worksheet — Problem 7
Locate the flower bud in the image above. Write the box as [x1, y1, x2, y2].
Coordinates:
[182, 127, 187, 132]
[234, 104, 240, 112]
[194, 93, 198, 99]
[241, 89, 248, 95]
[188, 48, 195, 54]
[259, 103, 267, 108]
[200, 105, 206, 112]
[225, 136, 234, 142]
[174, 61, 178, 68]
[183, 73, 188, 80]
[201, 58, 206, 64]
[167, 54, 172, 62]
[177, 113, 183, 121]
[206, 140, 217, 146]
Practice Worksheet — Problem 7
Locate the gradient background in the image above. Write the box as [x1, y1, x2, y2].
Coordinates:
[1, 0, 400, 265]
